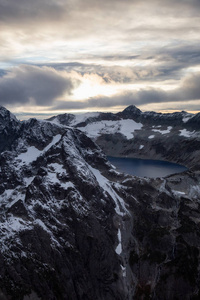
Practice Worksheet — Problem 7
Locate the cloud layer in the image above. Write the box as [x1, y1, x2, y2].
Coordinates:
[52, 72, 200, 110]
[0, 0, 200, 113]
[1, 65, 200, 112]
[0, 65, 76, 106]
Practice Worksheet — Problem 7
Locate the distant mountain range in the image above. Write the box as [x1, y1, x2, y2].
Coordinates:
[48, 105, 200, 169]
[0, 105, 200, 299]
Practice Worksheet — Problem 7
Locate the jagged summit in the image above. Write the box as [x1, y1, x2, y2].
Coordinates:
[0, 105, 18, 122]
[0, 105, 10, 114]
[0, 106, 21, 153]
[121, 105, 142, 114]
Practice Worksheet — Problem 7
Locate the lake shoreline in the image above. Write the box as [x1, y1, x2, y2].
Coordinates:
[107, 156, 187, 178]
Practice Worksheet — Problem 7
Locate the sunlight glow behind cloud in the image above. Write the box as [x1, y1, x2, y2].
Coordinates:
[0, 0, 200, 115]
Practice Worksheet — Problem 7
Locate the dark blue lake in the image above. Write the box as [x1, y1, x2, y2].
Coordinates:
[107, 156, 187, 178]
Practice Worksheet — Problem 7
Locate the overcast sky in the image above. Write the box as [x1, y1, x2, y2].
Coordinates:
[0, 0, 200, 117]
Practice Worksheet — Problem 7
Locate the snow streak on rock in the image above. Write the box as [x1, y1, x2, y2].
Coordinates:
[88, 165, 127, 216]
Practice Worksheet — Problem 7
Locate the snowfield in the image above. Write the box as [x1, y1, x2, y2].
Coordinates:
[16, 134, 62, 164]
[78, 119, 143, 139]
[179, 129, 195, 137]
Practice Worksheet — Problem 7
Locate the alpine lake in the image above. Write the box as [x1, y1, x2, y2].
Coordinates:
[107, 156, 187, 178]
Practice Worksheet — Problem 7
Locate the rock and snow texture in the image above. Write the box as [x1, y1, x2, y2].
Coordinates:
[0, 110, 129, 300]
[70, 112, 100, 126]
[49, 112, 100, 127]
[47, 105, 200, 169]
[16, 134, 62, 164]
[152, 126, 172, 134]
[1, 106, 200, 299]
[0, 106, 21, 152]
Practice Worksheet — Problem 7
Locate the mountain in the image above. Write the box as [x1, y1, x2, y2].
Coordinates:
[1, 106, 200, 299]
[0, 111, 129, 299]
[48, 105, 200, 169]
[0, 106, 21, 153]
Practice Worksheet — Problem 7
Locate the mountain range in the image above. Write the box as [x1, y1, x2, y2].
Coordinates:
[0, 105, 200, 299]
[48, 105, 200, 169]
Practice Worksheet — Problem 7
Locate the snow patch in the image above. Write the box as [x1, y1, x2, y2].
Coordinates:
[119, 119, 142, 139]
[44, 134, 62, 152]
[71, 112, 100, 126]
[139, 145, 144, 150]
[182, 115, 193, 123]
[17, 146, 41, 164]
[78, 119, 142, 140]
[179, 129, 194, 138]
[115, 228, 122, 255]
[121, 265, 126, 278]
[16, 134, 61, 164]
[152, 126, 172, 135]
[24, 176, 35, 187]
[148, 135, 155, 139]
[172, 190, 186, 198]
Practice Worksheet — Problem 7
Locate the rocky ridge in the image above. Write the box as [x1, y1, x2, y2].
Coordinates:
[48, 105, 200, 169]
[0, 106, 200, 299]
[0, 110, 129, 299]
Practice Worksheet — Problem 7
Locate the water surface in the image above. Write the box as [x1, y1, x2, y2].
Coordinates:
[107, 156, 187, 178]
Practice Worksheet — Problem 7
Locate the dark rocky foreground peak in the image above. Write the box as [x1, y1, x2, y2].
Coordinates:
[0, 106, 21, 153]
[0, 111, 126, 300]
[1, 106, 200, 299]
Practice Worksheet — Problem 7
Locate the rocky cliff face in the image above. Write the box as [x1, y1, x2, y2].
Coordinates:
[0, 106, 21, 153]
[121, 170, 200, 299]
[1, 107, 200, 299]
[0, 111, 129, 299]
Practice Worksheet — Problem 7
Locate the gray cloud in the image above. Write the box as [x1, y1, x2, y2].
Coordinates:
[0, 65, 76, 106]
[53, 72, 200, 110]
[0, 0, 200, 113]
[0, 0, 199, 77]
[1, 0, 199, 23]
[0, 69, 7, 77]
[34, 42, 200, 85]
[0, 0, 65, 24]
[1, 0, 199, 38]
[35, 62, 165, 84]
